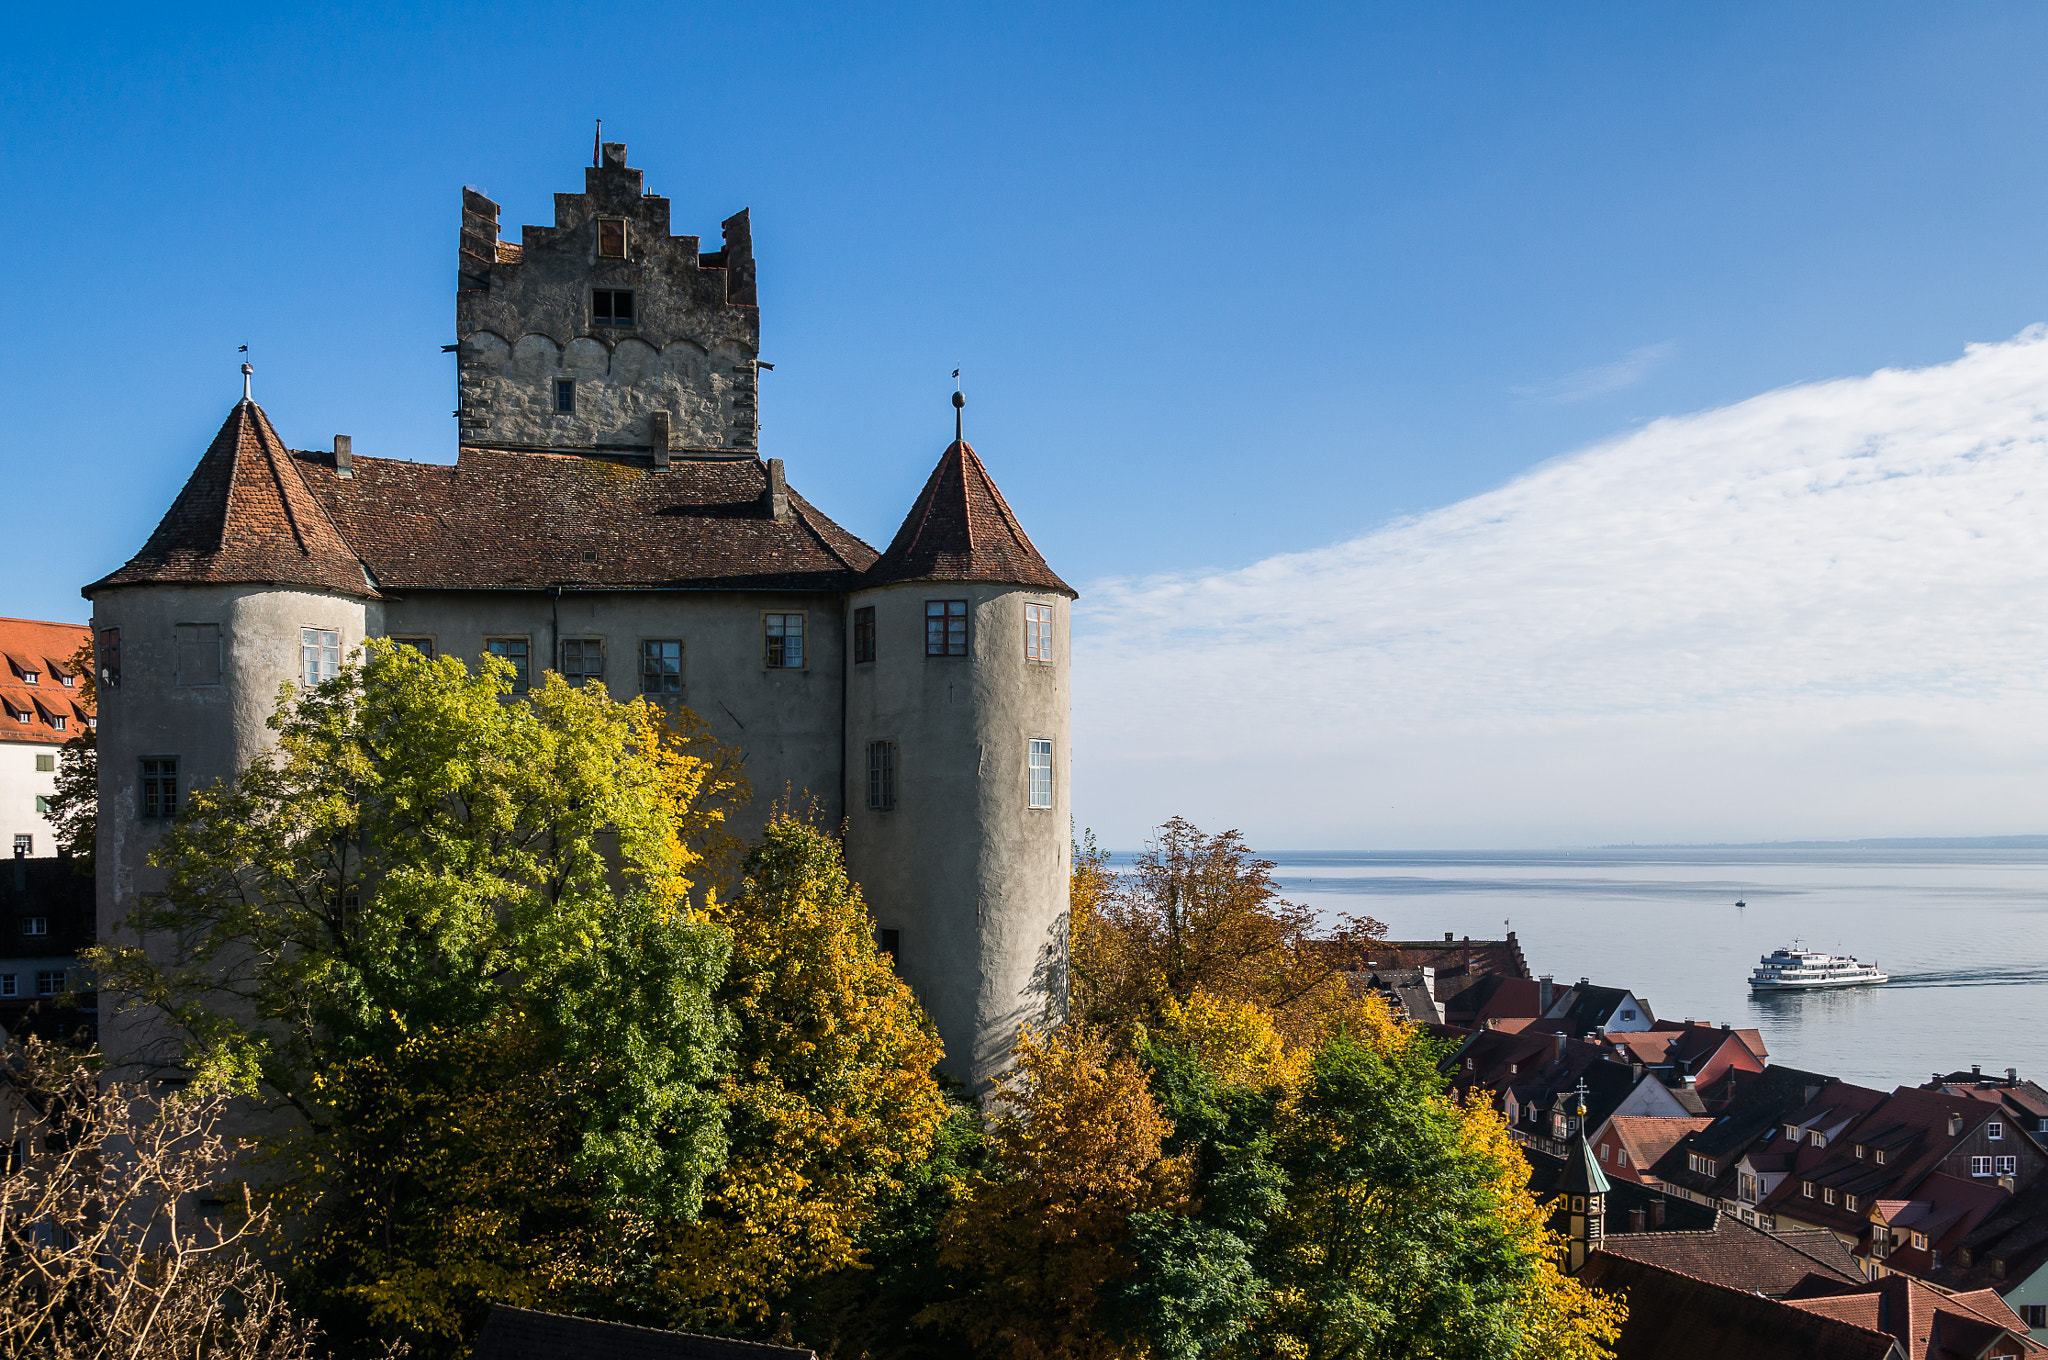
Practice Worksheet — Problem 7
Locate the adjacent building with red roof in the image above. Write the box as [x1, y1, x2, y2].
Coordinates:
[0, 616, 91, 861]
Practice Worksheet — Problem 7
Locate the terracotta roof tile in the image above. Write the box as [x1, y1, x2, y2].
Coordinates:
[865, 441, 1073, 595]
[1597, 1213, 1863, 1295]
[1577, 1254, 1902, 1360]
[296, 446, 877, 592]
[87, 402, 374, 599]
[0, 618, 90, 747]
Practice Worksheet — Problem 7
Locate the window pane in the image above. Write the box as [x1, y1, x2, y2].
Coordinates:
[556, 379, 575, 413]
[593, 290, 613, 320]
[99, 627, 121, 689]
[928, 601, 968, 656]
[854, 607, 876, 664]
[868, 740, 896, 810]
[1028, 738, 1053, 808]
[1025, 602, 1054, 662]
[615, 290, 634, 322]
[765, 615, 803, 668]
[641, 640, 683, 694]
[486, 639, 529, 691]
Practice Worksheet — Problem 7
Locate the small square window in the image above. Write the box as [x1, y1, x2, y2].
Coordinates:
[877, 928, 900, 961]
[0, 975, 13, 997]
[555, 378, 575, 413]
[2021, 1304, 2047, 1329]
[926, 600, 967, 657]
[1913, 1232, 1928, 1251]
[34, 969, 63, 996]
[1028, 739, 1053, 809]
[390, 637, 436, 658]
[854, 607, 876, 664]
[1989, 1121, 2004, 1140]
[867, 740, 896, 811]
[1996, 1155, 2017, 1175]
[35, 755, 53, 772]
[598, 218, 627, 258]
[34, 796, 50, 814]
[560, 638, 604, 686]
[13, 835, 30, 855]
[484, 638, 530, 693]
[1972, 1156, 1993, 1176]
[18, 669, 36, 685]
[640, 640, 683, 695]
[592, 289, 635, 327]
[1025, 602, 1054, 663]
[58, 672, 73, 687]
[1802, 1181, 1816, 1198]
[764, 615, 804, 669]
[49, 715, 64, 732]
[22, 917, 48, 937]
[301, 628, 341, 688]
[140, 757, 179, 820]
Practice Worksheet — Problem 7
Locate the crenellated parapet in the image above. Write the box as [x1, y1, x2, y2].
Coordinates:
[455, 143, 761, 457]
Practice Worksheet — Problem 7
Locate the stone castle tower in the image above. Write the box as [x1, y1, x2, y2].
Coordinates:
[84, 144, 1073, 1090]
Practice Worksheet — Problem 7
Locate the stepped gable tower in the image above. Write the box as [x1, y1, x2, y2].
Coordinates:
[456, 142, 762, 458]
[846, 430, 1077, 1091]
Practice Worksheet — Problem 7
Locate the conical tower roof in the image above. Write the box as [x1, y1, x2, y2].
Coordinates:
[87, 401, 375, 599]
[1563, 1121, 1612, 1196]
[864, 440, 1073, 595]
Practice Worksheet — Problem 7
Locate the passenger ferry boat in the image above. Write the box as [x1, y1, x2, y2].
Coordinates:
[1748, 945, 1889, 991]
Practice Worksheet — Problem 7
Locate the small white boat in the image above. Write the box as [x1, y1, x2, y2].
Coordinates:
[1748, 944, 1889, 991]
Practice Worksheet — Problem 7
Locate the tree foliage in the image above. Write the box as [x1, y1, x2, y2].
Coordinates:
[0, 1039, 333, 1360]
[659, 811, 950, 1326]
[87, 642, 740, 1353]
[43, 636, 96, 872]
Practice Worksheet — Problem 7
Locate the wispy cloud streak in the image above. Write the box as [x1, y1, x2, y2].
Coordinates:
[1075, 329, 2048, 847]
[1512, 340, 1677, 403]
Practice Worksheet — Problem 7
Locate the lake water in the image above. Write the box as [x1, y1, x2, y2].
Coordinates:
[1120, 848, 2048, 1090]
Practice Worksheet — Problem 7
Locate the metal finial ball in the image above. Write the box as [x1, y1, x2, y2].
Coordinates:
[952, 391, 965, 409]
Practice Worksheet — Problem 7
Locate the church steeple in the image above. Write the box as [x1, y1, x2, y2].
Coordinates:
[1560, 1080, 1611, 1273]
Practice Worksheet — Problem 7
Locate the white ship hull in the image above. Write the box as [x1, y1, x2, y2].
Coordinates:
[1748, 972, 1889, 991]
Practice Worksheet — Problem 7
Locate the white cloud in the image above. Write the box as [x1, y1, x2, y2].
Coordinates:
[1074, 328, 2048, 848]
[1512, 340, 1677, 403]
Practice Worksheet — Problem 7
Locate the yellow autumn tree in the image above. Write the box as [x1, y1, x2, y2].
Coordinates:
[658, 811, 949, 1324]
[925, 1023, 1189, 1360]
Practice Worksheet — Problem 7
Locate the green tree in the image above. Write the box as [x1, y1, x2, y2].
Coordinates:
[89, 641, 736, 1353]
[44, 635, 97, 872]
[658, 812, 950, 1327]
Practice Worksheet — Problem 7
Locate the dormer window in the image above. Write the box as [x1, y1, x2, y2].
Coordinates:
[1811, 1132, 1827, 1149]
[18, 669, 36, 685]
[592, 288, 635, 327]
[58, 671, 73, 687]
[597, 218, 627, 258]
[1874, 1148, 1888, 1165]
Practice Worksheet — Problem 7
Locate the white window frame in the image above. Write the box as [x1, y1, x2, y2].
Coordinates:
[1988, 1121, 2004, 1140]
[34, 970, 63, 996]
[1027, 739, 1053, 809]
[1971, 1156, 1994, 1176]
[22, 916, 48, 936]
[301, 627, 341, 688]
[1995, 1155, 2017, 1175]
[0, 974, 13, 998]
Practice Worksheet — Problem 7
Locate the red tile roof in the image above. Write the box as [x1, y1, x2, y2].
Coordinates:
[88, 402, 374, 599]
[1577, 1254, 1902, 1360]
[296, 447, 876, 592]
[1596, 1212, 1862, 1295]
[1784, 1273, 2044, 1359]
[0, 617, 92, 746]
[865, 441, 1073, 595]
[1607, 1115, 1713, 1178]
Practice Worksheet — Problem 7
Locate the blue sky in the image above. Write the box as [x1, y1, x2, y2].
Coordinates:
[10, 4, 2048, 843]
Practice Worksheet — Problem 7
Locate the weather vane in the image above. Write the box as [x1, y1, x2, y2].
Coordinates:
[952, 369, 964, 443]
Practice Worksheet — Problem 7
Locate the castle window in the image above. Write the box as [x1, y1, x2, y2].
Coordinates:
[35, 755, 53, 772]
[175, 623, 221, 687]
[14, 835, 30, 855]
[1025, 603, 1054, 663]
[35, 970, 63, 996]
[854, 607, 876, 664]
[1028, 739, 1054, 808]
[301, 628, 341, 688]
[764, 615, 804, 669]
[484, 638, 530, 692]
[140, 757, 179, 819]
[390, 637, 435, 658]
[877, 928, 900, 961]
[559, 639, 604, 686]
[598, 218, 627, 258]
[867, 741, 896, 811]
[592, 289, 635, 327]
[640, 640, 683, 694]
[99, 628, 120, 690]
[926, 601, 967, 657]
[555, 379, 576, 413]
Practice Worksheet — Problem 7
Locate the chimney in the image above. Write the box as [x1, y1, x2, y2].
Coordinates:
[1555, 1032, 1567, 1063]
[1948, 1112, 1964, 1137]
[1722, 1023, 1731, 1031]
[1972, 1064, 1982, 1078]
[2006, 1067, 2018, 1086]
[1539, 975, 1555, 1013]
[1444, 931, 1454, 942]
[1629, 1207, 1647, 1232]
[334, 435, 352, 478]
[764, 458, 789, 521]
[650, 411, 672, 467]
[1652, 1200, 1666, 1227]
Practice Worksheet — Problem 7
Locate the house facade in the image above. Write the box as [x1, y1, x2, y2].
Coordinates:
[82, 145, 1075, 1090]
[0, 618, 90, 860]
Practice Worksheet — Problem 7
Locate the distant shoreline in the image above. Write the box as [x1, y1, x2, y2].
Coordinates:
[1595, 835, 2048, 850]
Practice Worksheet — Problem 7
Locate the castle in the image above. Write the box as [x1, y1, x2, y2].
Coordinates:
[84, 144, 1074, 1088]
